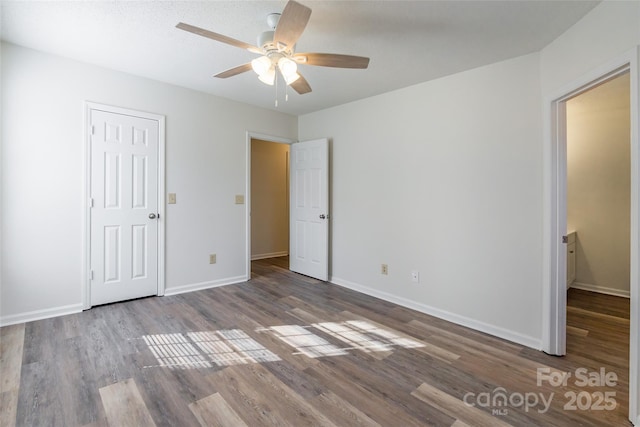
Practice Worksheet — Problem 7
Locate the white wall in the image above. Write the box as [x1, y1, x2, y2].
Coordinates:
[0, 42, 297, 324]
[567, 73, 631, 296]
[300, 52, 543, 347]
[540, 0, 640, 95]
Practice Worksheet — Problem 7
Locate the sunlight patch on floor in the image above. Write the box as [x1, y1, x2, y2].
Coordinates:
[263, 320, 425, 358]
[141, 320, 424, 369]
[142, 329, 280, 369]
[314, 320, 425, 353]
[266, 325, 349, 358]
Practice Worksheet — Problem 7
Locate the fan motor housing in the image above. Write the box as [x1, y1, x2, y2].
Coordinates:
[257, 31, 276, 50]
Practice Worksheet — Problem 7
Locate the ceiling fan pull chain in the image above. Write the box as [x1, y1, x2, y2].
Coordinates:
[275, 70, 279, 107]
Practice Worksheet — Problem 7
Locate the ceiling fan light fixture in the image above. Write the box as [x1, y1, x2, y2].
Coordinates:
[278, 57, 297, 78]
[251, 56, 272, 76]
[284, 72, 300, 85]
[177, 0, 369, 97]
[258, 66, 276, 85]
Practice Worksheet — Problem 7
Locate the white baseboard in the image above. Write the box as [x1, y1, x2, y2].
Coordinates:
[251, 251, 288, 261]
[0, 303, 84, 327]
[163, 275, 248, 296]
[0, 276, 249, 325]
[570, 282, 630, 298]
[330, 276, 542, 350]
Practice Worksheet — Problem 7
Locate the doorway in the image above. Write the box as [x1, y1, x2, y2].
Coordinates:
[249, 137, 291, 276]
[245, 132, 294, 278]
[565, 72, 631, 421]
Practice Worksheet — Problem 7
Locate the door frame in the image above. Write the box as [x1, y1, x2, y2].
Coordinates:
[83, 102, 166, 309]
[245, 131, 295, 279]
[542, 47, 639, 423]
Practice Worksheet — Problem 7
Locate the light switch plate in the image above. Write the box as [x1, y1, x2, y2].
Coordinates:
[235, 194, 244, 204]
[209, 254, 216, 264]
[168, 193, 177, 204]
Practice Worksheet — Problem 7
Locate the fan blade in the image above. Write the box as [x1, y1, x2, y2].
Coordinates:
[294, 53, 370, 69]
[215, 63, 253, 79]
[290, 73, 312, 94]
[176, 22, 261, 53]
[273, 1, 311, 50]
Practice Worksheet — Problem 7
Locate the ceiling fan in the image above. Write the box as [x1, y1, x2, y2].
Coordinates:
[176, 0, 370, 95]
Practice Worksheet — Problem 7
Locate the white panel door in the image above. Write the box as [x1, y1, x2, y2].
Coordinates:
[90, 109, 159, 305]
[289, 139, 329, 281]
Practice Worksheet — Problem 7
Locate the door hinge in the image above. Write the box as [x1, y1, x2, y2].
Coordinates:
[90, 125, 95, 136]
[89, 198, 94, 208]
[562, 235, 568, 244]
[89, 270, 94, 280]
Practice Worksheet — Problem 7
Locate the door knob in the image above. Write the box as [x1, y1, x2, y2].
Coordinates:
[319, 214, 326, 219]
[149, 213, 157, 219]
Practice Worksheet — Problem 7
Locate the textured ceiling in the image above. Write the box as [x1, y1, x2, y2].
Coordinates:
[1, 1, 600, 115]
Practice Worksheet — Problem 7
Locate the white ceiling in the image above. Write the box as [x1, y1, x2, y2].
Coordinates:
[1, 0, 600, 116]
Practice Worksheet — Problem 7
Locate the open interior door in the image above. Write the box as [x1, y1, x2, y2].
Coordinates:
[289, 138, 329, 281]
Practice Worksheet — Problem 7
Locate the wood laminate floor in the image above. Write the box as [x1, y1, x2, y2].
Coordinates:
[0, 258, 632, 426]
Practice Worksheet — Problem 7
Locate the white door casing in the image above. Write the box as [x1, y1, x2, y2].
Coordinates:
[289, 139, 329, 281]
[87, 106, 164, 306]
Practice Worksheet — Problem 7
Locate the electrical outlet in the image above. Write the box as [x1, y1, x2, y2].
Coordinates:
[235, 194, 244, 204]
[411, 271, 420, 283]
[381, 264, 388, 275]
[209, 254, 217, 264]
[168, 193, 177, 204]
